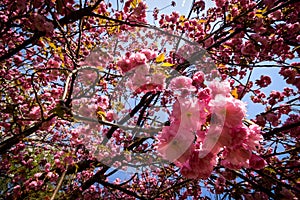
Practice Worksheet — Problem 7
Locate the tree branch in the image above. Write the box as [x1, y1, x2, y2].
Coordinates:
[263, 121, 300, 139]
[0, 114, 56, 154]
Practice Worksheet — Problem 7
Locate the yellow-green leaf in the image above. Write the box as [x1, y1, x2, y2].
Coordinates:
[97, 66, 104, 71]
[255, 13, 263, 18]
[179, 15, 186, 22]
[264, 167, 275, 174]
[231, 88, 239, 99]
[97, 110, 106, 120]
[130, 0, 141, 8]
[222, 44, 232, 49]
[49, 42, 56, 50]
[161, 62, 174, 67]
[255, 7, 268, 18]
[198, 19, 206, 23]
[156, 53, 165, 63]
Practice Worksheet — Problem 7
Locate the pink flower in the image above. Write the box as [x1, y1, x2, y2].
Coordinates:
[201, 125, 223, 153]
[210, 96, 247, 128]
[247, 124, 263, 150]
[150, 73, 166, 89]
[221, 145, 251, 169]
[180, 162, 196, 178]
[170, 97, 205, 130]
[117, 52, 148, 73]
[157, 128, 194, 163]
[169, 76, 196, 96]
[215, 0, 226, 7]
[29, 106, 41, 118]
[46, 172, 53, 179]
[157, 122, 180, 144]
[131, 64, 150, 88]
[34, 173, 43, 179]
[208, 80, 231, 98]
[29, 181, 38, 189]
[249, 154, 266, 170]
[140, 49, 157, 60]
[105, 110, 114, 122]
[45, 162, 51, 172]
[132, 52, 147, 65]
[197, 88, 211, 102]
[97, 96, 109, 109]
[186, 150, 216, 179]
[209, 125, 248, 148]
[241, 42, 258, 56]
[192, 71, 205, 88]
[255, 75, 272, 88]
[54, 159, 61, 167]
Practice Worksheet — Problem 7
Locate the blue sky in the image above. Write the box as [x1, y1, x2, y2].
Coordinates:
[145, 0, 215, 17]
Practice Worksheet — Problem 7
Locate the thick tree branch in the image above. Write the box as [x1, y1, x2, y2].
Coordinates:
[0, 114, 56, 154]
[0, 32, 44, 63]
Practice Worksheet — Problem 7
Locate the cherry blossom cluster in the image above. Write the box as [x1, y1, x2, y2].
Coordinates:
[115, 49, 266, 179]
[156, 74, 266, 179]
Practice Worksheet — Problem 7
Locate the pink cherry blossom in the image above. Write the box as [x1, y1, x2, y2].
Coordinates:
[169, 76, 196, 96]
[210, 96, 247, 128]
[192, 71, 205, 88]
[249, 154, 266, 170]
[208, 80, 231, 98]
[157, 125, 194, 163]
[170, 97, 205, 131]
[221, 145, 252, 169]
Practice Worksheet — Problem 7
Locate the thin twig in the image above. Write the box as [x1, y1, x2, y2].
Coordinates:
[50, 165, 68, 200]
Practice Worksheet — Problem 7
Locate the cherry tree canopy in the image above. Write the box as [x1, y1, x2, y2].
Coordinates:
[0, 0, 299, 199]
